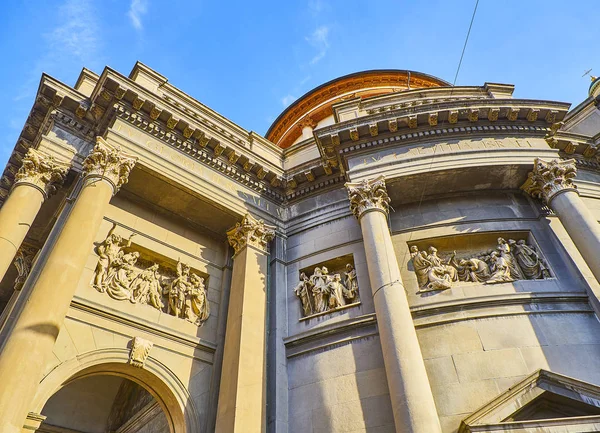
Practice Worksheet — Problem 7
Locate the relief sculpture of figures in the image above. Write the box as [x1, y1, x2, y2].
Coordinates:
[91, 228, 210, 326]
[410, 236, 551, 293]
[93, 223, 135, 293]
[294, 263, 360, 318]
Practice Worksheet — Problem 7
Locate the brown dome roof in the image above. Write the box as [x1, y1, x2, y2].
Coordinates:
[267, 70, 450, 148]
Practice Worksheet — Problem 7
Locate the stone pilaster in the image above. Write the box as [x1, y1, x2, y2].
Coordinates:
[215, 213, 275, 433]
[0, 137, 136, 433]
[523, 158, 600, 289]
[0, 149, 69, 284]
[346, 175, 442, 433]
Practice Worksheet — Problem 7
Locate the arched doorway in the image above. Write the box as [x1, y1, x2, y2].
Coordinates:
[31, 350, 201, 433]
[40, 374, 169, 432]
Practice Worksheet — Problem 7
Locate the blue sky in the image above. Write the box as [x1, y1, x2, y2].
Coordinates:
[0, 0, 598, 167]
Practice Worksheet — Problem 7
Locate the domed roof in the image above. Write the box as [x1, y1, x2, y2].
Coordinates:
[267, 69, 450, 148]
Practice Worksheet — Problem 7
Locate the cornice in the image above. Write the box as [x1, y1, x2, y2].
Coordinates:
[315, 98, 568, 171]
[115, 105, 285, 201]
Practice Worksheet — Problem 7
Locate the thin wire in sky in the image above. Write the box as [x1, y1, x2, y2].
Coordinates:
[453, 0, 480, 86]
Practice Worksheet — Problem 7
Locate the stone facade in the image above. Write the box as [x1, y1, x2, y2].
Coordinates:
[0, 64, 600, 433]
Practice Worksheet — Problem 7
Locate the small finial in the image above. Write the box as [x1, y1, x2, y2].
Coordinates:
[591, 75, 598, 83]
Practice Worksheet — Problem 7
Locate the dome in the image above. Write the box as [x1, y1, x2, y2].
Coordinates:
[266, 69, 450, 148]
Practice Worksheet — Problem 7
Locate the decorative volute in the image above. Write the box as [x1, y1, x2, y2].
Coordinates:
[345, 175, 391, 219]
[521, 158, 578, 204]
[83, 137, 138, 193]
[226, 213, 275, 255]
[14, 148, 70, 198]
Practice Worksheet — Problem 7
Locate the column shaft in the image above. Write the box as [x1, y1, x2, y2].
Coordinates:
[0, 185, 44, 282]
[0, 178, 113, 432]
[551, 191, 600, 282]
[0, 137, 135, 433]
[360, 210, 442, 433]
[215, 245, 269, 433]
[216, 214, 274, 433]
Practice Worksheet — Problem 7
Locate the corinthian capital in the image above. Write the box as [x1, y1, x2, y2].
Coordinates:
[345, 175, 391, 219]
[83, 137, 137, 193]
[14, 148, 70, 198]
[521, 158, 578, 204]
[226, 213, 275, 255]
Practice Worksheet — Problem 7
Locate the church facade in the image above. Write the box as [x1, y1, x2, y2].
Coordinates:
[0, 63, 600, 433]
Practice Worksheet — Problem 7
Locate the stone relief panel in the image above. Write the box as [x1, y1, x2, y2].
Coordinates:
[409, 232, 550, 293]
[91, 223, 210, 326]
[294, 254, 360, 319]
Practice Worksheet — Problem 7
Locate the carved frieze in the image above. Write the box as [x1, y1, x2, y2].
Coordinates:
[410, 237, 550, 293]
[294, 262, 360, 318]
[521, 158, 577, 204]
[83, 137, 137, 192]
[91, 224, 210, 326]
[346, 175, 391, 218]
[226, 213, 275, 255]
[14, 148, 70, 198]
[129, 336, 153, 368]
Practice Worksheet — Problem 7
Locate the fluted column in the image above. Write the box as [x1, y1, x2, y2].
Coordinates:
[523, 158, 600, 284]
[215, 214, 275, 433]
[0, 148, 68, 284]
[346, 176, 442, 433]
[0, 137, 136, 433]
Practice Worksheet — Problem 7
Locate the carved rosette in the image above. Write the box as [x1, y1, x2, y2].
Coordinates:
[226, 213, 275, 255]
[14, 148, 70, 198]
[345, 175, 391, 219]
[129, 336, 153, 368]
[521, 158, 578, 204]
[83, 137, 137, 193]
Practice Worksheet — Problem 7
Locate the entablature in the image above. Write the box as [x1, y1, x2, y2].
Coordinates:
[315, 97, 570, 172]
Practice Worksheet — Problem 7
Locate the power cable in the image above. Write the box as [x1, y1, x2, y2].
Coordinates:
[453, 0, 480, 86]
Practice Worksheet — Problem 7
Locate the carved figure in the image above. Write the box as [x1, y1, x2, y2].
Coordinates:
[410, 246, 456, 292]
[344, 264, 359, 301]
[294, 272, 313, 316]
[327, 274, 347, 308]
[497, 238, 525, 280]
[486, 252, 515, 284]
[456, 257, 491, 283]
[310, 267, 329, 313]
[165, 260, 191, 318]
[185, 274, 210, 325]
[93, 223, 135, 292]
[514, 240, 550, 279]
[105, 252, 139, 301]
[131, 263, 164, 310]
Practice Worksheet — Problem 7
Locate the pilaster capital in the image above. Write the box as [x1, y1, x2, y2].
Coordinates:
[521, 158, 578, 204]
[226, 213, 275, 255]
[345, 175, 391, 219]
[83, 137, 137, 193]
[14, 148, 70, 199]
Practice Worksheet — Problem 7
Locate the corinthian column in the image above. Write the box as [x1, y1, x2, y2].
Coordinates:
[346, 176, 442, 433]
[0, 148, 69, 283]
[523, 158, 600, 284]
[215, 214, 275, 433]
[0, 137, 136, 433]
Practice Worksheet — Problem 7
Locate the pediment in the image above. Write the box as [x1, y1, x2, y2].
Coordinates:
[459, 369, 600, 432]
